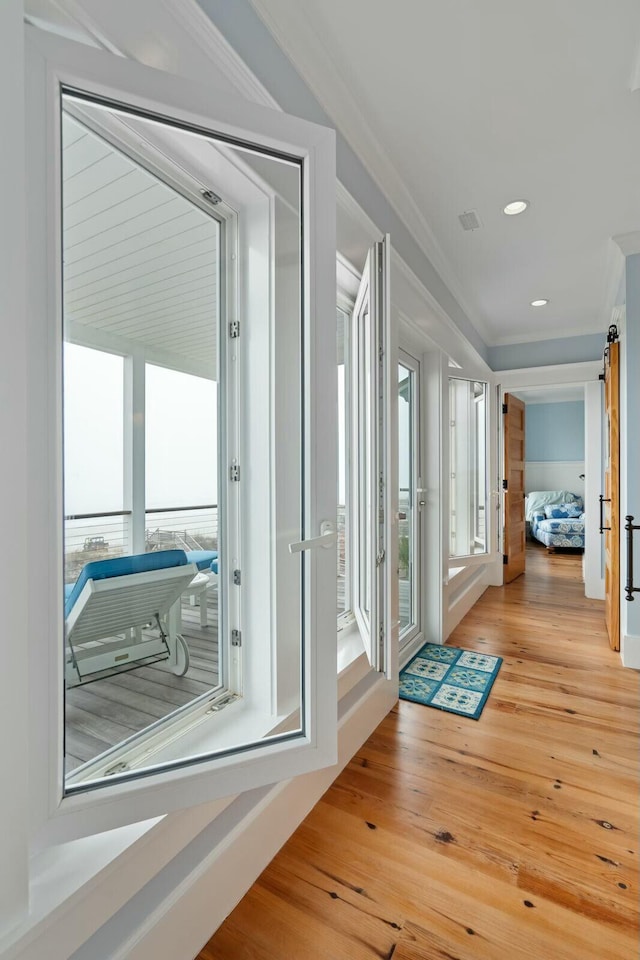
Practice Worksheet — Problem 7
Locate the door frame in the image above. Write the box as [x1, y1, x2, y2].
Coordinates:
[497, 361, 602, 588]
[396, 323, 432, 666]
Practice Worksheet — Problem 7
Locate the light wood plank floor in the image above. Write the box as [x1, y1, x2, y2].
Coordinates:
[199, 544, 639, 960]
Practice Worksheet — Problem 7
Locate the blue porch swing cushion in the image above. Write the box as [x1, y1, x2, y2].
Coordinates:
[184, 550, 219, 574]
[64, 549, 189, 618]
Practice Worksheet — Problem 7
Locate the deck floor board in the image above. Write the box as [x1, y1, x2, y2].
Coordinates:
[65, 596, 219, 773]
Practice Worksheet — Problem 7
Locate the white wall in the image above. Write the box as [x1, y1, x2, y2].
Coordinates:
[584, 380, 605, 599]
[525, 461, 584, 498]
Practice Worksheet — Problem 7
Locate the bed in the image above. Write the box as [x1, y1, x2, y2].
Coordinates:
[525, 490, 585, 552]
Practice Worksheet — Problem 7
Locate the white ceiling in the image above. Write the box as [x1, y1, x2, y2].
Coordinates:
[62, 112, 219, 375]
[250, 0, 640, 346]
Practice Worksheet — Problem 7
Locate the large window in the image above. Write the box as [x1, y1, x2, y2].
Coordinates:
[351, 238, 392, 674]
[449, 378, 488, 559]
[337, 306, 350, 618]
[398, 358, 419, 640]
[25, 28, 337, 828]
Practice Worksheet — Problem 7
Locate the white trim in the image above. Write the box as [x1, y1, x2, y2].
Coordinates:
[162, 0, 279, 109]
[444, 565, 489, 640]
[599, 237, 627, 327]
[614, 230, 640, 257]
[498, 361, 602, 388]
[621, 634, 640, 670]
[0, 0, 29, 932]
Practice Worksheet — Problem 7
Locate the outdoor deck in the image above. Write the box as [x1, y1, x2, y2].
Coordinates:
[65, 592, 219, 773]
[65, 572, 413, 775]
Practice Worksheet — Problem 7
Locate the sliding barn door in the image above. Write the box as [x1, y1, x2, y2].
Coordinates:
[604, 342, 620, 650]
[503, 393, 526, 583]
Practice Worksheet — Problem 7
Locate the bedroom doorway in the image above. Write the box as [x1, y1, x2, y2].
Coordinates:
[498, 368, 603, 599]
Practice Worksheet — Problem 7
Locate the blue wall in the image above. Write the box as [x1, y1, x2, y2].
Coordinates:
[525, 401, 585, 461]
[489, 333, 604, 371]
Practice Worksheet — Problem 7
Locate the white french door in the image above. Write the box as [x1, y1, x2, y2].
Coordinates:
[352, 236, 393, 675]
[398, 348, 423, 648]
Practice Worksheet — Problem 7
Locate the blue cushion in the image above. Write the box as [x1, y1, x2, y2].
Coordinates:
[210, 558, 219, 575]
[65, 550, 188, 618]
[185, 550, 218, 572]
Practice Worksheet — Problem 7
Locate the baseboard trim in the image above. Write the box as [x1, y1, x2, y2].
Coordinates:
[621, 634, 640, 670]
[445, 567, 488, 640]
[114, 677, 397, 960]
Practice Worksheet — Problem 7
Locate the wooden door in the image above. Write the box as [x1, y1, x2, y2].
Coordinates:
[604, 341, 620, 650]
[503, 393, 526, 583]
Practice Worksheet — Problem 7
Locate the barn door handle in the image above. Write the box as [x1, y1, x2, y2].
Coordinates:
[625, 516, 640, 601]
[599, 495, 611, 534]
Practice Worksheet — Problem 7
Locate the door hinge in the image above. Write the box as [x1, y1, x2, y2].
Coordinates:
[229, 320, 240, 339]
[376, 548, 386, 567]
[233, 569, 241, 586]
[502, 402, 508, 414]
[502, 479, 508, 490]
[503, 554, 508, 565]
[229, 463, 240, 481]
[231, 628, 242, 647]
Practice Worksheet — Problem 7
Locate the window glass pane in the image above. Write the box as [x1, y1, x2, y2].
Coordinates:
[337, 306, 349, 616]
[449, 378, 488, 558]
[61, 90, 303, 792]
[359, 310, 372, 622]
[398, 363, 413, 633]
[64, 344, 125, 581]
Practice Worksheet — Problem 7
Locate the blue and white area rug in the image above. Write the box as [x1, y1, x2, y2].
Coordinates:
[399, 643, 502, 720]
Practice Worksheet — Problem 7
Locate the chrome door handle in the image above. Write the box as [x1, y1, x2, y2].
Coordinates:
[289, 521, 337, 553]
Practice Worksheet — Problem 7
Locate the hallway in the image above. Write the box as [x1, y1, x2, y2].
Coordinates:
[199, 547, 639, 960]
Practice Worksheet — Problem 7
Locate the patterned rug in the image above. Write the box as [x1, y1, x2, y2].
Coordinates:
[399, 642, 502, 719]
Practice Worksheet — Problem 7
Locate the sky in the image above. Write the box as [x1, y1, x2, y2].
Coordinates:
[64, 347, 410, 519]
[64, 344, 217, 514]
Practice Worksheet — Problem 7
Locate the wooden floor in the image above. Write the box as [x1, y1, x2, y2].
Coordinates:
[199, 544, 639, 960]
[65, 595, 219, 772]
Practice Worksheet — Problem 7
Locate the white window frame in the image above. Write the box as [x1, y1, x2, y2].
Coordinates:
[25, 25, 337, 844]
[397, 348, 422, 647]
[447, 375, 491, 568]
[351, 237, 394, 676]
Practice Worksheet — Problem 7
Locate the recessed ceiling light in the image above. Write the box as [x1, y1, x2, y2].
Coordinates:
[530, 299, 549, 307]
[503, 200, 529, 216]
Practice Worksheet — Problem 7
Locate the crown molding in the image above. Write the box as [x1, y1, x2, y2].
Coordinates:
[614, 230, 640, 256]
[630, 37, 640, 92]
[163, 0, 279, 109]
[598, 234, 626, 322]
[248, 0, 493, 347]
